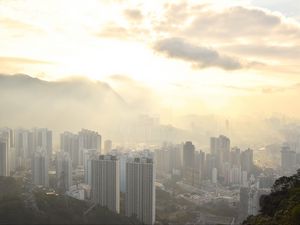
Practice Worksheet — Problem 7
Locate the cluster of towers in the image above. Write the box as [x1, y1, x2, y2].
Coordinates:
[0, 127, 155, 225]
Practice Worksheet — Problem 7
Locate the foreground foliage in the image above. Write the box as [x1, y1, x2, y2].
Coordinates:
[243, 169, 300, 225]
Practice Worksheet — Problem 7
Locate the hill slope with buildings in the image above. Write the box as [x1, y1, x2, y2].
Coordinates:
[242, 170, 300, 225]
[0, 176, 139, 224]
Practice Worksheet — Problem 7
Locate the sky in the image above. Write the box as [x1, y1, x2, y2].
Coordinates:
[1, 0, 300, 121]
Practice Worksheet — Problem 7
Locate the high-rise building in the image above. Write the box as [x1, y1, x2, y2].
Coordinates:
[248, 187, 271, 216]
[83, 149, 98, 185]
[14, 128, 33, 169]
[183, 141, 195, 185]
[0, 128, 14, 175]
[240, 187, 250, 219]
[155, 149, 171, 175]
[241, 148, 253, 174]
[205, 153, 216, 180]
[170, 145, 182, 172]
[212, 167, 218, 184]
[56, 152, 72, 192]
[281, 144, 297, 176]
[78, 129, 101, 165]
[60, 132, 79, 167]
[0, 138, 9, 176]
[32, 148, 49, 187]
[91, 155, 120, 213]
[119, 154, 128, 193]
[230, 147, 241, 166]
[104, 139, 112, 154]
[32, 128, 52, 157]
[210, 135, 230, 178]
[242, 171, 248, 187]
[126, 158, 155, 225]
[194, 150, 205, 187]
[230, 165, 242, 185]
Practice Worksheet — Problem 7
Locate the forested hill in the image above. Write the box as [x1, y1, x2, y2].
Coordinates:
[0, 176, 139, 224]
[243, 170, 300, 225]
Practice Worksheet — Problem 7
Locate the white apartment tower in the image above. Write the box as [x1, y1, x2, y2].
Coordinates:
[0, 138, 9, 176]
[56, 151, 72, 192]
[60, 131, 79, 167]
[91, 155, 120, 213]
[78, 129, 101, 165]
[126, 157, 155, 225]
[32, 148, 49, 187]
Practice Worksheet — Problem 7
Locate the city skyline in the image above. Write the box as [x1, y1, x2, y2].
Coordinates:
[0, 1, 300, 224]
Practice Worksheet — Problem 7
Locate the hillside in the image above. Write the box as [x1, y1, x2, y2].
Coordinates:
[0, 176, 139, 224]
[242, 170, 300, 225]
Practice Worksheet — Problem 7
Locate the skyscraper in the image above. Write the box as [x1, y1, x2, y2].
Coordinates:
[205, 153, 216, 180]
[91, 155, 120, 213]
[56, 151, 72, 192]
[241, 148, 254, 174]
[210, 135, 230, 178]
[126, 158, 155, 225]
[32, 148, 49, 187]
[104, 139, 112, 154]
[78, 129, 101, 165]
[83, 149, 98, 185]
[183, 141, 195, 185]
[281, 144, 296, 176]
[0, 128, 13, 176]
[0, 138, 9, 176]
[32, 128, 52, 157]
[60, 131, 79, 167]
[194, 150, 205, 187]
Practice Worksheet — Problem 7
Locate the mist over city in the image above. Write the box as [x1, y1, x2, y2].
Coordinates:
[0, 1, 300, 225]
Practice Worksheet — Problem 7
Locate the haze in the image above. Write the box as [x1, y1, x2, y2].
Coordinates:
[1, 0, 300, 147]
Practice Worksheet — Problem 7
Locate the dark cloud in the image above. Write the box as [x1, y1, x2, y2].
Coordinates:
[154, 37, 242, 70]
[150, 4, 300, 72]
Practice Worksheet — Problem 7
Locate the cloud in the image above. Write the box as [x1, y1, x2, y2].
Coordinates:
[222, 83, 300, 94]
[96, 3, 300, 73]
[0, 17, 44, 35]
[154, 37, 243, 70]
[223, 45, 300, 61]
[150, 4, 300, 72]
[0, 56, 52, 65]
[123, 9, 143, 22]
[0, 74, 128, 132]
[96, 22, 148, 40]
